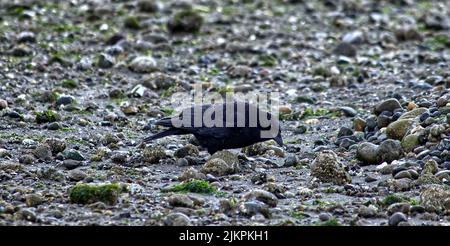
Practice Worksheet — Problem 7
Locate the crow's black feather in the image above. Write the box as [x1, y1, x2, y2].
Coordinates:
[142, 102, 283, 154]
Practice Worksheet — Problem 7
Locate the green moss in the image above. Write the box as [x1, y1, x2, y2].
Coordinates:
[278, 111, 293, 121]
[49, 52, 72, 66]
[382, 194, 404, 206]
[124, 16, 141, 29]
[289, 211, 307, 220]
[351, 68, 361, 77]
[301, 108, 339, 119]
[67, 138, 89, 146]
[208, 68, 220, 76]
[425, 35, 450, 51]
[216, 86, 234, 96]
[313, 66, 331, 77]
[35, 110, 60, 124]
[221, 6, 238, 16]
[69, 183, 121, 205]
[161, 108, 175, 116]
[160, 86, 178, 98]
[164, 179, 216, 194]
[294, 96, 316, 104]
[167, 9, 204, 33]
[258, 54, 277, 67]
[409, 199, 419, 206]
[61, 79, 77, 89]
[7, 6, 26, 17]
[74, 109, 93, 115]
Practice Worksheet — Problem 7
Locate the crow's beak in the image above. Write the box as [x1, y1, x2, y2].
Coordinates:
[274, 135, 283, 147]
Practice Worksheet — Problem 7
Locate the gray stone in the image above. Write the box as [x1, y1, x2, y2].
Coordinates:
[168, 194, 194, 208]
[386, 119, 414, 140]
[401, 134, 420, 153]
[374, 99, 402, 115]
[356, 142, 380, 164]
[164, 212, 191, 226]
[388, 212, 407, 226]
[378, 139, 403, 163]
[129, 56, 158, 73]
[242, 189, 278, 207]
[310, 150, 351, 185]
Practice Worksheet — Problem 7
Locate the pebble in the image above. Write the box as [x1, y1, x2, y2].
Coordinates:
[337, 127, 353, 137]
[121, 105, 139, 115]
[47, 122, 61, 130]
[422, 159, 439, 175]
[388, 212, 407, 226]
[63, 160, 82, 170]
[17, 31, 36, 43]
[378, 139, 403, 163]
[240, 201, 270, 218]
[386, 119, 414, 140]
[25, 194, 44, 207]
[356, 142, 380, 164]
[33, 144, 52, 161]
[339, 106, 358, 117]
[358, 206, 377, 218]
[435, 170, 450, 181]
[178, 167, 206, 181]
[68, 169, 87, 181]
[374, 98, 402, 115]
[242, 189, 278, 207]
[284, 155, 298, 167]
[399, 108, 428, 120]
[20, 209, 37, 222]
[319, 212, 332, 221]
[56, 96, 74, 107]
[164, 212, 191, 226]
[310, 150, 351, 184]
[43, 138, 66, 154]
[353, 117, 366, 131]
[142, 147, 166, 164]
[19, 154, 35, 164]
[111, 151, 128, 163]
[174, 144, 199, 158]
[137, 0, 158, 13]
[333, 42, 357, 57]
[387, 203, 410, 215]
[168, 194, 194, 208]
[394, 170, 412, 180]
[65, 150, 85, 161]
[129, 56, 158, 73]
[401, 134, 420, 153]
[0, 99, 8, 109]
[167, 9, 204, 34]
[342, 30, 364, 44]
[201, 158, 234, 176]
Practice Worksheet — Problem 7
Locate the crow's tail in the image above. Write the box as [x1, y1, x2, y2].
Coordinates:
[154, 117, 175, 127]
[142, 128, 185, 143]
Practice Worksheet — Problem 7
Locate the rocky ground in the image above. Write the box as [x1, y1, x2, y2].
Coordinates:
[0, 0, 449, 226]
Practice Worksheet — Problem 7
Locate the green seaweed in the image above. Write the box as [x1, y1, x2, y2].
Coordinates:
[69, 183, 121, 205]
[61, 79, 77, 89]
[163, 179, 216, 194]
[35, 110, 60, 124]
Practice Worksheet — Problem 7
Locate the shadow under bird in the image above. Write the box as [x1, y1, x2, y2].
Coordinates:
[141, 102, 283, 154]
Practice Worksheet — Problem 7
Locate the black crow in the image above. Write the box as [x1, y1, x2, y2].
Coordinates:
[141, 101, 283, 154]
